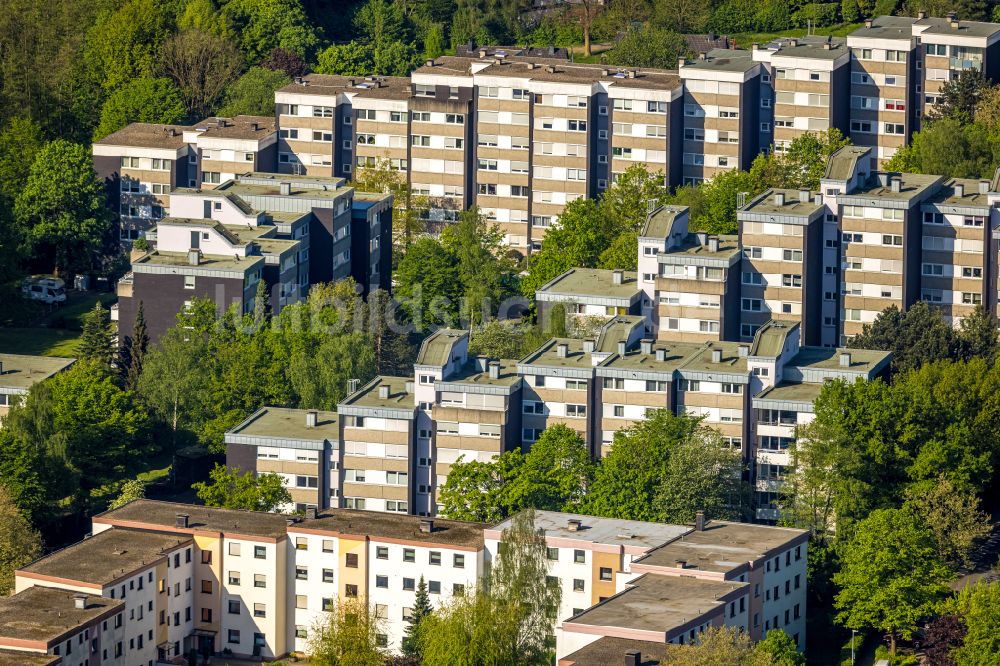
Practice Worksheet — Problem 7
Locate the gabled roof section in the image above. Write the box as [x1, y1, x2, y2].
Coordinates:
[416, 329, 467, 367]
[824, 146, 871, 181]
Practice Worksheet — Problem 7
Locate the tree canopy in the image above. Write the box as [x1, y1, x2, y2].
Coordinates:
[193, 464, 291, 512]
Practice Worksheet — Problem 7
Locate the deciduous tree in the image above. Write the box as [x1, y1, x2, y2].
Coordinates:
[944, 581, 1000, 665]
[159, 30, 244, 118]
[108, 478, 146, 510]
[218, 67, 291, 117]
[193, 464, 291, 512]
[0, 485, 42, 596]
[308, 596, 386, 666]
[903, 476, 991, 569]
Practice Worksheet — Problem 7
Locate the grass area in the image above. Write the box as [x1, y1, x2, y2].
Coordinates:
[0, 291, 116, 357]
[731, 23, 864, 48]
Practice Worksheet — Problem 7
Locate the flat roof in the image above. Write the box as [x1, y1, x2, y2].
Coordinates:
[770, 35, 849, 59]
[228, 407, 339, 442]
[847, 172, 942, 201]
[568, 574, 744, 633]
[520, 338, 593, 370]
[740, 188, 823, 218]
[443, 358, 522, 388]
[134, 250, 264, 272]
[277, 73, 357, 95]
[559, 637, 675, 665]
[682, 49, 756, 73]
[634, 521, 807, 573]
[475, 60, 681, 91]
[93, 122, 189, 148]
[662, 234, 740, 260]
[754, 381, 823, 405]
[0, 650, 60, 666]
[918, 16, 1000, 38]
[417, 329, 466, 366]
[679, 342, 748, 375]
[415, 56, 477, 76]
[352, 76, 413, 100]
[595, 316, 645, 354]
[21, 529, 190, 586]
[297, 510, 486, 548]
[788, 346, 891, 373]
[192, 115, 276, 140]
[0, 354, 75, 391]
[600, 340, 705, 374]
[928, 178, 994, 207]
[849, 15, 917, 40]
[493, 511, 689, 549]
[536, 268, 640, 300]
[217, 181, 350, 202]
[0, 586, 121, 644]
[94, 499, 292, 538]
[749, 320, 797, 358]
[340, 375, 414, 410]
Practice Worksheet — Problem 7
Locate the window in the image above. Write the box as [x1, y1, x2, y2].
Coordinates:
[782, 274, 802, 287]
[254, 574, 266, 588]
[429, 581, 441, 594]
[345, 553, 359, 568]
[376, 575, 388, 588]
[884, 123, 905, 135]
[962, 267, 983, 278]
[403, 578, 415, 591]
[227, 571, 240, 585]
[573, 579, 585, 592]
[295, 567, 307, 581]
[201, 580, 212, 594]
[882, 234, 903, 246]
[253, 603, 266, 618]
[403, 548, 415, 563]
[322, 540, 334, 553]
[574, 549, 586, 564]
[600, 567, 613, 581]
[323, 569, 334, 583]
[345, 584, 359, 598]
[228, 600, 240, 614]
[742, 298, 763, 312]
[454, 554, 465, 568]
[566, 404, 586, 418]
[429, 551, 442, 566]
[228, 629, 240, 644]
[254, 546, 266, 559]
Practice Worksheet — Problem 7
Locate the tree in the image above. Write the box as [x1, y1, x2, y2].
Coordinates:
[903, 477, 991, 569]
[394, 237, 462, 329]
[315, 42, 375, 76]
[469, 320, 528, 360]
[922, 613, 966, 666]
[0, 117, 43, 203]
[753, 630, 806, 665]
[84, 0, 172, 92]
[138, 327, 210, 448]
[0, 485, 42, 596]
[574, 0, 602, 57]
[253, 278, 270, 330]
[218, 67, 291, 117]
[402, 576, 432, 657]
[520, 198, 609, 298]
[834, 508, 952, 654]
[308, 596, 386, 666]
[751, 128, 852, 190]
[956, 304, 998, 363]
[692, 169, 762, 234]
[418, 509, 560, 665]
[654, 429, 745, 523]
[584, 410, 705, 522]
[262, 47, 307, 78]
[884, 117, 995, 179]
[123, 301, 149, 392]
[221, 0, 321, 63]
[159, 30, 244, 118]
[849, 301, 957, 373]
[423, 23, 446, 59]
[610, 25, 690, 70]
[79, 302, 115, 367]
[650, 626, 782, 665]
[352, 155, 427, 250]
[513, 425, 594, 513]
[108, 478, 146, 510]
[929, 69, 990, 122]
[15, 140, 113, 275]
[944, 581, 1000, 665]
[440, 208, 518, 326]
[600, 164, 670, 233]
[94, 76, 188, 141]
[193, 464, 291, 512]
[437, 450, 524, 522]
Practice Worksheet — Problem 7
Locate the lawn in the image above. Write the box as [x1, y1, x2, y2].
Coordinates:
[731, 23, 864, 49]
[0, 291, 117, 357]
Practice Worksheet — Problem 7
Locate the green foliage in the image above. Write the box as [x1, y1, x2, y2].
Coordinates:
[394, 237, 463, 328]
[0, 117, 44, 204]
[584, 410, 743, 522]
[418, 510, 559, 666]
[402, 576, 432, 656]
[221, 0, 321, 63]
[437, 451, 524, 522]
[943, 581, 1000, 664]
[609, 25, 691, 69]
[84, 0, 173, 92]
[79, 302, 115, 367]
[834, 508, 952, 653]
[848, 302, 957, 374]
[841, 0, 861, 23]
[123, 301, 149, 392]
[193, 464, 291, 512]
[108, 478, 146, 510]
[884, 117, 995, 179]
[423, 23, 446, 59]
[307, 596, 386, 665]
[14, 140, 113, 275]
[754, 630, 806, 665]
[316, 42, 374, 76]
[902, 476, 991, 568]
[94, 77, 188, 140]
[218, 67, 292, 117]
[0, 485, 42, 596]
[793, 3, 840, 27]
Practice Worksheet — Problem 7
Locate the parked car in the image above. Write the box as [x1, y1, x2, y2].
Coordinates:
[21, 276, 67, 304]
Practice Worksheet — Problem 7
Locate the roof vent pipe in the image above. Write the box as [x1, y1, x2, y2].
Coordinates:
[488, 362, 500, 380]
[890, 178, 902, 193]
[420, 519, 434, 533]
[640, 339, 653, 355]
[176, 513, 189, 528]
[583, 340, 595, 353]
[696, 510, 706, 531]
[655, 348, 666, 362]
[708, 237, 720, 253]
[74, 595, 88, 610]
[279, 182, 291, 196]
[979, 181, 989, 194]
[839, 352, 852, 367]
[711, 348, 722, 363]
[865, 18, 873, 28]
[774, 192, 785, 206]
[617, 341, 627, 357]
[799, 189, 810, 203]
[305, 410, 318, 428]
[556, 343, 568, 358]
[612, 269, 624, 285]
[378, 385, 390, 399]
[955, 183, 965, 197]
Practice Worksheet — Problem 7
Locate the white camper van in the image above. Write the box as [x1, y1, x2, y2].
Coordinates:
[21, 276, 67, 304]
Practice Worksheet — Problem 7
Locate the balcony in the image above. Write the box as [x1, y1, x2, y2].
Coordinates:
[756, 477, 785, 493]
[756, 507, 780, 521]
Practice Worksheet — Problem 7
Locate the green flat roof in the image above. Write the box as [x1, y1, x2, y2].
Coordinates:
[740, 189, 823, 218]
[520, 338, 593, 370]
[749, 321, 798, 358]
[0, 354, 75, 391]
[341, 376, 414, 410]
[928, 178, 993, 207]
[788, 346, 890, 373]
[595, 316, 645, 353]
[416, 329, 466, 367]
[599, 340, 705, 373]
[135, 251, 264, 272]
[536, 268, 640, 300]
[662, 234, 740, 260]
[825, 146, 871, 181]
[442, 358, 522, 387]
[642, 205, 688, 238]
[679, 342, 749, 374]
[682, 49, 756, 73]
[755, 381, 824, 405]
[847, 172, 942, 201]
[229, 407, 339, 441]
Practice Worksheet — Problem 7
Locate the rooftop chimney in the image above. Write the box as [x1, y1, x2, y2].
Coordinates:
[567, 518, 582, 531]
[708, 236, 720, 253]
[479, 49, 488, 58]
[626, 69, 637, 79]
[624, 650, 641, 666]
[176, 513, 189, 529]
[488, 361, 500, 380]
[696, 231, 709, 246]
[583, 339, 595, 353]
[305, 507, 317, 520]
[641, 339, 653, 355]
[602, 68, 610, 76]
[678, 58, 687, 69]
[823, 42, 832, 50]
[951, 19, 961, 29]
[348, 378, 360, 394]
[187, 250, 200, 266]
[738, 345, 749, 358]
[839, 352, 851, 367]
[675, 559, 687, 568]
[890, 177, 902, 193]
[617, 340, 627, 357]
[774, 192, 785, 206]
[865, 18, 873, 28]
[695, 510, 706, 531]
[294, 76, 303, 84]
[73, 594, 88, 610]
[955, 182, 965, 197]
[378, 384, 390, 399]
[789, 38, 798, 47]
[556, 343, 568, 358]
[980, 181, 990, 194]
[217, 118, 226, 128]
[425, 59, 435, 67]
[305, 410, 318, 428]
[279, 182, 291, 196]
[250, 122, 259, 131]
[526, 62, 536, 70]
[799, 189, 810, 203]
[612, 269, 624, 285]
[420, 518, 434, 533]
[655, 348, 666, 362]
[918, 10, 926, 19]
[711, 348, 722, 363]
[167, 128, 177, 137]
[546, 65, 557, 74]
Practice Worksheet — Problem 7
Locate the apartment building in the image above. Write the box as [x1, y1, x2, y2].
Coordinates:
[0, 354, 75, 424]
[535, 268, 643, 329]
[915, 14, 1000, 118]
[226, 407, 340, 512]
[920, 178, 1000, 323]
[751, 36, 851, 153]
[274, 74, 353, 177]
[0, 586, 123, 666]
[678, 50, 762, 184]
[93, 117, 278, 243]
[485, 511, 807, 660]
[737, 189, 826, 345]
